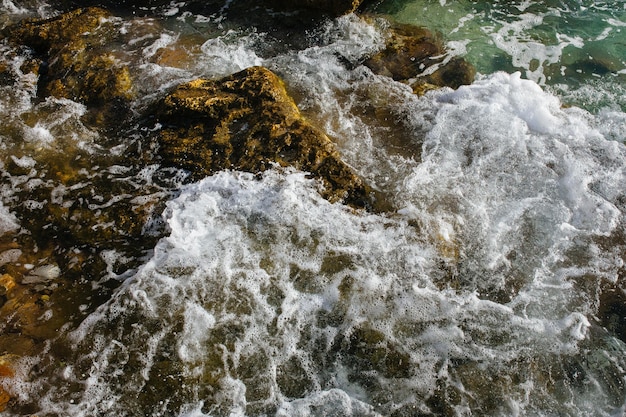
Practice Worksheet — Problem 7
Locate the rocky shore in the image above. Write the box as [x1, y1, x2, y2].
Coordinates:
[0, 3, 477, 409]
[3, 2, 624, 415]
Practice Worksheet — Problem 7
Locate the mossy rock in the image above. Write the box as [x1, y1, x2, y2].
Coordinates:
[156, 66, 371, 208]
[4, 7, 134, 127]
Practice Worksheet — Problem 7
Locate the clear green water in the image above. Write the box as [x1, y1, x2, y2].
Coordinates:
[367, 0, 626, 111]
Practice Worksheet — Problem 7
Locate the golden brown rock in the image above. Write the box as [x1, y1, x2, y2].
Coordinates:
[0, 274, 16, 295]
[0, 364, 13, 378]
[0, 334, 37, 357]
[364, 22, 475, 92]
[151, 34, 205, 70]
[365, 24, 442, 81]
[412, 57, 476, 93]
[157, 66, 371, 208]
[4, 7, 133, 125]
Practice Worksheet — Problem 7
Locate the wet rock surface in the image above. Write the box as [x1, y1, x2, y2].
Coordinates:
[0, 355, 15, 412]
[155, 66, 371, 208]
[364, 22, 475, 93]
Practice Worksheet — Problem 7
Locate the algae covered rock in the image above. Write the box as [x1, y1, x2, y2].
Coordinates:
[156, 66, 370, 208]
[4, 7, 133, 126]
[364, 22, 475, 93]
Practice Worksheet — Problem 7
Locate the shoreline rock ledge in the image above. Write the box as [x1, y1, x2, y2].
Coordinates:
[155, 66, 372, 209]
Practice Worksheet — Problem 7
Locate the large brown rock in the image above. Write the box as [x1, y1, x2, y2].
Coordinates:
[156, 66, 371, 208]
[4, 7, 133, 126]
[364, 22, 475, 94]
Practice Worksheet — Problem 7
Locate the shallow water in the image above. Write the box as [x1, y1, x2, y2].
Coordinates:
[0, 1, 625, 416]
[369, 0, 626, 111]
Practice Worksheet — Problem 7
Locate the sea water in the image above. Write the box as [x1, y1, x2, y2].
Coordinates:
[371, 0, 626, 111]
[0, 1, 625, 416]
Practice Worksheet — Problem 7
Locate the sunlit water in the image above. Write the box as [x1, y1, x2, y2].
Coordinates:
[0, 1, 625, 416]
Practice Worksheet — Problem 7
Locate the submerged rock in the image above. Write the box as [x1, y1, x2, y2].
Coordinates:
[156, 66, 371, 208]
[598, 284, 626, 343]
[364, 22, 475, 93]
[4, 7, 133, 127]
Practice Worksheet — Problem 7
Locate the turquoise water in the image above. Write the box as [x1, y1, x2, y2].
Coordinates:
[368, 0, 626, 111]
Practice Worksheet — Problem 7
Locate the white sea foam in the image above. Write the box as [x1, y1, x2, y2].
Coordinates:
[52, 19, 625, 414]
[21, 264, 61, 284]
[0, 202, 19, 236]
[277, 388, 381, 417]
[198, 30, 265, 77]
[143, 32, 179, 59]
[1, 0, 26, 14]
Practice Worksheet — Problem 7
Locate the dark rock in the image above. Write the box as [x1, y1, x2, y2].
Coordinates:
[270, 0, 363, 16]
[156, 66, 371, 208]
[598, 285, 626, 343]
[412, 57, 476, 93]
[364, 22, 475, 93]
[52, 0, 363, 17]
[4, 7, 134, 127]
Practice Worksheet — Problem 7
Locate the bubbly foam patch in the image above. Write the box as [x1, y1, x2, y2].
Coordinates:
[397, 72, 625, 314]
[0, 201, 19, 235]
[199, 31, 265, 77]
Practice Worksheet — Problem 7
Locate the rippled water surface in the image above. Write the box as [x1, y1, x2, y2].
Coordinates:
[0, 1, 625, 416]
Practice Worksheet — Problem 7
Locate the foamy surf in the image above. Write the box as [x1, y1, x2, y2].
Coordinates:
[3, 112, 626, 416]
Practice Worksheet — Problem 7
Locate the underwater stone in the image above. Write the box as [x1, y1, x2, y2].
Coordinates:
[364, 22, 475, 93]
[156, 66, 371, 208]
